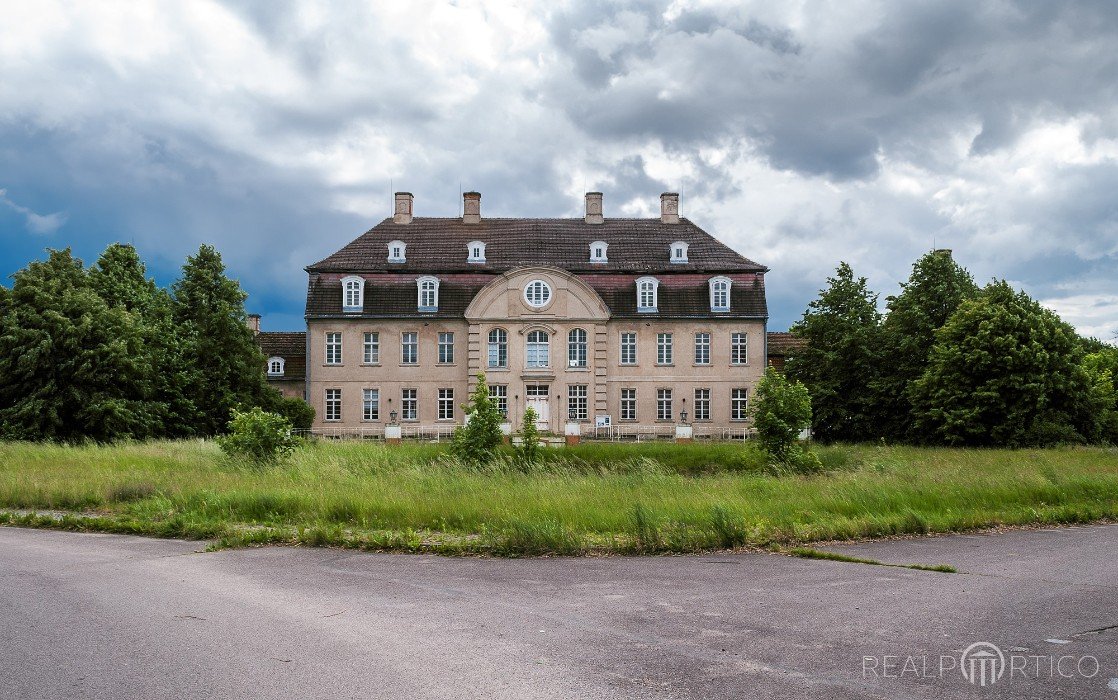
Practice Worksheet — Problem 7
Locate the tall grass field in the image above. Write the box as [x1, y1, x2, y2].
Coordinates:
[1, 440, 1116, 555]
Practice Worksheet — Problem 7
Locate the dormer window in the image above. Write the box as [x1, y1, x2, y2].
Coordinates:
[589, 240, 608, 263]
[341, 275, 364, 312]
[636, 276, 659, 312]
[709, 276, 731, 312]
[267, 357, 285, 376]
[467, 241, 486, 263]
[670, 242, 689, 263]
[417, 275, 439, 312]
[387, 240, 406, 263]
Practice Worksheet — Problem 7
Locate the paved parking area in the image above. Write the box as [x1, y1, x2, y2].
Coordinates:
[1, 524, 1116, 699]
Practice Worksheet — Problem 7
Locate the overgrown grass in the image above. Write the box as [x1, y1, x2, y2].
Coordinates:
[1, 439, 1116, 557]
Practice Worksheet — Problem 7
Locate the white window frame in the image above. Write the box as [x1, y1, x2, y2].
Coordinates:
[467, 240, 486, 263]
[438, 331, 454, 364]
[401, 331, 418, 365]
[620, 332, 637, 365]
[670, 241, 689, 263]
[568, 385, 588, 420]
[341, 275, 364, 312]
[657, 388, 673, 421]
[325, 332, 343, 365]
[363, 332, 380, 364]
[438, 388, 455, 420]
[589, 240, 608, 263]
[709, 276, 731, 312]
[401, 388, 418, 421]
[620, 388, 637, 421]
[694, 332, 711, 365]
[731, 332, 749, 365]
[524, 280, 552, 308]
[636, 276, 659, 311]
[656, 332, 673, 365]
[267, 357, 284, 376]
[489, 384, 508, 418]
[387, 240, 407, 263]
[417, 276, 439, 312]
[694, 388, 711, 421]
[362, 388, 380, 421]
[526, 329, 550, 368]
[568, 328, 588, 368]
[732, 388, 749, 421]
[488, 328, 508, 368]
[325, 388, 341, 422]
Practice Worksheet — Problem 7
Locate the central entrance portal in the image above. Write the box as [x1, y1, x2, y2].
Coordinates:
[525, 384, 550, 431]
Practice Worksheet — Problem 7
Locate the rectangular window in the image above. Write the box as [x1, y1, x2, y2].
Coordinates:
[363, 332, 379, 364]
[526, 331, 549, 367]
[438, 388, 454, 420]
[732, 388, 749, 420]
[325, 388, 341, 421]
[694, 332, 710, 365]
[620, 388, 636, 421]
[362, 388, 379, 421]
[694, 388, 710, 421]
[568, 385, 588, 420]
[489, 385, 508, 417]
[401, 332, 418, 364]
[325, 332, 342, 365]
[657, 388, 673, 421]
[620, 332, 637, 365]
[656, 333, 673, 365]
[438, 332, 454, 364]
[401, 388, 417, 420]
[488, 329, 508, 368]
[731, 333, 748, 365]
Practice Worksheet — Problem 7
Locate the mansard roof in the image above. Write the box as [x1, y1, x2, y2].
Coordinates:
[307, 217, 767, 274]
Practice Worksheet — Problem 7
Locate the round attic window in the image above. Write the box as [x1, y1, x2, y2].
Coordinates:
[524, 280, 552, 307]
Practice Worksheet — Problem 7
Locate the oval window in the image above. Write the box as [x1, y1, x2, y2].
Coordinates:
[524, 280, 552, 307]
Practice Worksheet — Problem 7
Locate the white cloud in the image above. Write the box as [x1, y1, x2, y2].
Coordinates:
[0, 189, 67, 235]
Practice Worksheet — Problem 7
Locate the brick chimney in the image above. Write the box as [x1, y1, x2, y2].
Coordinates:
[393, 192, 413, 224]
[585, 192, 603, 224]
[660, 192, 679, 224]
[246, 313, 261, 335]
[463, 191, 481, 224]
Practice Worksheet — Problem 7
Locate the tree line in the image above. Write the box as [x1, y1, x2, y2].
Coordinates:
[0, 244, 311, 442]
[786, 251, 1118, 447]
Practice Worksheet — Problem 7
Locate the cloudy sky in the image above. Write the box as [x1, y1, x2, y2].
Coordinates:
[2, 0, 1116, 339]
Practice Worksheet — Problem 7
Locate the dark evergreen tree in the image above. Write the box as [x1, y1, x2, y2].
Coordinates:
[0, 249, 158, 441]
[910, 281, 1093, 446]
[172, 245, 271, 436]
[875, 250, 979, 441]
[785, 262, 883, 442]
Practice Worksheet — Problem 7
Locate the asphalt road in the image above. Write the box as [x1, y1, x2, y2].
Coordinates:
[1, 525, 1115, 700]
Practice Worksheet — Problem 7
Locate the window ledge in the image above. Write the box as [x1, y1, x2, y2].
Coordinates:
[323, 364, 344, 367]
[655, 363, 675, 367]
[486, 366, 510, 372]
[399, 363, 419, 368]
[436, 363, 457, 367]
[565, 366, 590, 372]
[360, 363, 381, 367]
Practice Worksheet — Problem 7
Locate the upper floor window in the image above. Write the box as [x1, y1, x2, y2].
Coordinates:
[267, 357, 284, 376]
[325, 332, 342, 365]
[568, 328, 588, 368]
[636, 276, 659, 312]
[694, 332, 710, 365]
[709, 276, 731, 312]
[341, 275, 364, 312]
[670, 242, 689, 263]
[417, 276, 439, 312]
[363, 332, 380, 364]
[524, 280, 551, 308]
[731, 332, 748, 365]
[438, 332, 454, 364]
[467, 240, 486, 263]
[526, 330, 550, 367]
[620, 332, 637, 365]
[387, 240, 406, 263]
[589, 240, 608, 263]
[401, 332, 418, 364]
[488, 328, 508, 368]
[656, 332, 673, 365]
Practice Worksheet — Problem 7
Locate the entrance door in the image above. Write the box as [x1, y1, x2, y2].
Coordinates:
[525, 384, 550, 431]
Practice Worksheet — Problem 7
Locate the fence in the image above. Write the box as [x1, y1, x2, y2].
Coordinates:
[305, 423, 754, 443]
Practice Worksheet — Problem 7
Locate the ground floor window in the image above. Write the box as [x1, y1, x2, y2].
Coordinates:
[526, 384, 549, 397]
[438, 388, 454, 420]
[693, 388, 710, 421]
[401, 388, 418, 420]
[362, 388, 379, 421]
[657, 388, 673, 421]
[489, 384, 508, 417]
[620, 388, 636, 420]
[325, 388, 341, 421]
[732, 388, 749, 420]
[568, 384, 588, 420]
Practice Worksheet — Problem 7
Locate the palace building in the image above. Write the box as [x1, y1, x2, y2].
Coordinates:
[301, 191, 769, 437]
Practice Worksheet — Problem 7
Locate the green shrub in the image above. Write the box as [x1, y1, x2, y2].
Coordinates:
[451, 373, 505, 465]
[517, 406, 541, 465]
[216, 407, 299, 463]
[749, 367, 821, 474]
[272, 396, 315, 431]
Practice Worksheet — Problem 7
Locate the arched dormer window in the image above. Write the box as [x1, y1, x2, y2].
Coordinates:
[467, 240, 486, 263]
[636, 276, 659, 312]
[416, 276, 439, 312]
[341, 275, 364, 312]
[589, 240, 608, 263]
[387, 240, 406, 263]
[670, 242, 689, 263]
[709, 276, 731, 312]
[267, 357, 285, 376]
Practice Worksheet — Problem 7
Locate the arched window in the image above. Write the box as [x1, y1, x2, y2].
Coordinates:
[488, 328, 508, 368]
[568, 328, 588, 368]
[467, 240, 486, 263]
[526, 330, 550, 367]
[670, 241, 689, 263]
[267, 357, 285, 376]
[636, 276, 659, 312]
[416, 276, 439, 311]
[589, 241, 608, 263]
[524, 280, 551, 308]
[709, 276, 731, 312]
[387, 240, 406, 263]
[341, 275, 364, 312]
